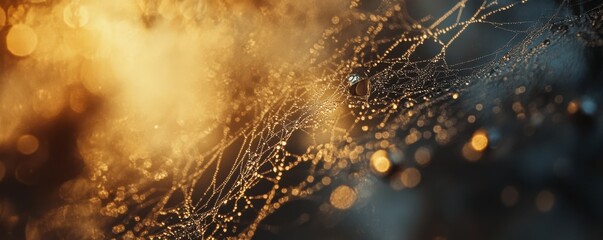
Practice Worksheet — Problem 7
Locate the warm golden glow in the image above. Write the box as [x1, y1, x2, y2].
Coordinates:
[390, 172, 405, 190]
[414, 147, 431, 165]
[63, 4, 90, 28]
[6, 24, 38, 57]
[470, 129, 489, 151]
[330, 185, 357, 210]
[501, 186, 519, 207]
[322, 176, 332, 186]
[462, 143, 482, 162]
[0, 0, 354, 237]
[400, 167, 421, 188]
[0, 7, 6, 29]
[370, 150, 391, 175]
[535, 190, 555, 212]
[567, 100, 579, 114]
[33, 88, 66, 119]
[69, 88, 88, 113]
[17, 135, 39, 155]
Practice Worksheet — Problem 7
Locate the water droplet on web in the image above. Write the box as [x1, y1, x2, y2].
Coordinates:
[347, 74, 370, 97]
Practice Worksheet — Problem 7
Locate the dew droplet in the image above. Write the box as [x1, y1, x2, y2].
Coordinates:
[347, 74, 370, 96]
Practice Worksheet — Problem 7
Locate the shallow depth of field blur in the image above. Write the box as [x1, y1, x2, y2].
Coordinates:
[1, 0, 603, 239]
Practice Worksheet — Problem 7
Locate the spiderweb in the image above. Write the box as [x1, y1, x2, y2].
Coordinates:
[5, 0, 602, 239]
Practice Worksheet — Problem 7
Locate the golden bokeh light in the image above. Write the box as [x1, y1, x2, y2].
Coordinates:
[63, 4, 90, 28]
[17, 135, 39, 155]
[462, 143, 482, 162]
[370, 150, 391, 175]
[567, 100, 579, 114]
[322, 176, 332, 186]
[535, 190, 555, 212]
[390, 171, 405, 190]
[33, 88, 66, 119]
[414, 147, 431, 165]
[6, 24, 38, 57]
[330, 185, 357, 210]
[501, 186, 519, 207]
[400, 167, 421, 188]
[470, 129, 489, 151]
[69, 88, 88, 113]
